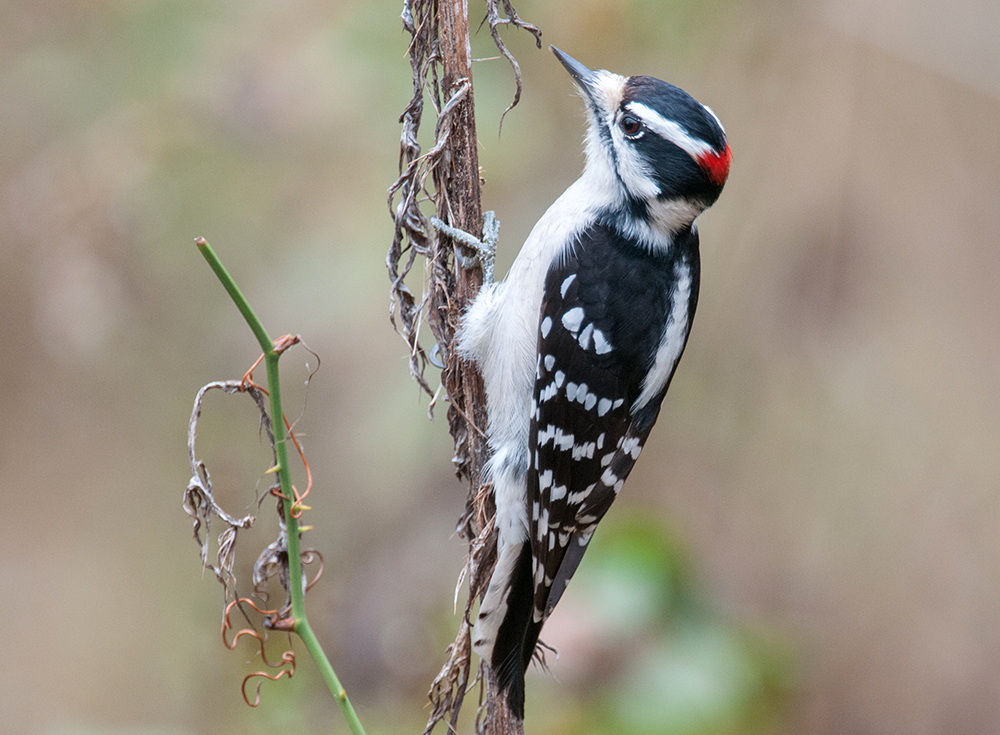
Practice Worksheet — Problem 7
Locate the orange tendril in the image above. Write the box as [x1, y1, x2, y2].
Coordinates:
[302, 550, 325, 592]
[221, 598, 297, 707]
[242, 651, 296, 707]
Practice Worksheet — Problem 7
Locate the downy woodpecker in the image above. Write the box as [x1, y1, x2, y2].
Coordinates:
[453, 46, 731, 718]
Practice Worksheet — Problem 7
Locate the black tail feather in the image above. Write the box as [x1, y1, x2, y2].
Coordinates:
[490, 541, 534, 720]
[520, 617, 545, 679]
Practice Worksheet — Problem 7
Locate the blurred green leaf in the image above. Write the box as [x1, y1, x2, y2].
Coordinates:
[541, 514, 792, 735]
[572, 513, 697, 634]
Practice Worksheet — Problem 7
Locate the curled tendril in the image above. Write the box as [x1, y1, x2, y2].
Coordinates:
[242, 337, 317, 519]
[283, 417, 314, 518]
[302, 550, 325, 592]
[221, 598, 297, 707]
[188, 338, 326, 708]
[242, 656, 296, 707]
[223, 598, 281, 654]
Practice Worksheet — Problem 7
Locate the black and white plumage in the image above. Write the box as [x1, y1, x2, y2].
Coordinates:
[455, 47, 730, 718]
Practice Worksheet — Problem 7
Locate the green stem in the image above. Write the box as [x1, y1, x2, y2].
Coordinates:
[195, 238, 367, 735]
[298, 618, 368, 733]
[195, 238, 271, 352]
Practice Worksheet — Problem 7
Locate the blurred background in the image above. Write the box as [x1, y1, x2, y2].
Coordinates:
[2, 0, 999, 733]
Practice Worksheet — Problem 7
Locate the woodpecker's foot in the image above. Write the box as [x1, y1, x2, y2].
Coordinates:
[430, 211, 499, 285]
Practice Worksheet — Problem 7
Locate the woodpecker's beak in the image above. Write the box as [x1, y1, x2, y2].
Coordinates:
[551, 46, 596, 86]
[551, 46, 601, 107]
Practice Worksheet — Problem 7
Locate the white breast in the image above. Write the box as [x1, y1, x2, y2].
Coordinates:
[456, 170, 613, 542]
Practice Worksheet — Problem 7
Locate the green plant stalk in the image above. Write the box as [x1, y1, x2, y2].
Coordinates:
[195, 238, 367, 735]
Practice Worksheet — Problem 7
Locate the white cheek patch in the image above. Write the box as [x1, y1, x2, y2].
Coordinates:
[612, 126, 661, 200]
[626, 101, 715, 160]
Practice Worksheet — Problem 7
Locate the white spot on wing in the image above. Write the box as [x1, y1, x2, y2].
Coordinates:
[622, 436, 642, 459]
[578, 323, 594, 350]
[537, 424, 556, 447]
[592, 328, 612, 354]
[555, 429, 575, 451]
[560, 274, 577, 298]
[540, 316, 553, 338]
[568, 484, 596, 505]
[561, 307, 584, 335]
[597, 398, 612, 416]
[544, 354, 556, 371]
[540, 381, 559, 402]
[539, 470, 553, 491]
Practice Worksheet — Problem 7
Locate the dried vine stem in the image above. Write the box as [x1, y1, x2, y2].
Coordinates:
[484, 0, 542, 129]
[184, 380, 270, 595]
[387, 1, 540, 733]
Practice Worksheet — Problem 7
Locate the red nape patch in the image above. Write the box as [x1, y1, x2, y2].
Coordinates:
[698, 143, 732, 186]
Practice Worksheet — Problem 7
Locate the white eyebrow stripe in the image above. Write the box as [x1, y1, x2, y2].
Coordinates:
[626, 101, 714, 159]
[702, 104, 726, 133]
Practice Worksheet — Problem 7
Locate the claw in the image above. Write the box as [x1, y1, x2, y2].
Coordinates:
[454, 247, 481, 271]
[429, 343, 446, 369]
[430, 211, 499, 286]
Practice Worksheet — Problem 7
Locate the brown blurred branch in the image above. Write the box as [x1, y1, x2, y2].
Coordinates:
[435, 0, 489, 499]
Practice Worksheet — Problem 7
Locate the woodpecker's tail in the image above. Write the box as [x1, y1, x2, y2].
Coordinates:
[473, 540, 534, 720]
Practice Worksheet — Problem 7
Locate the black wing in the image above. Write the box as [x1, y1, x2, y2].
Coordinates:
[525, 223, 700, 641]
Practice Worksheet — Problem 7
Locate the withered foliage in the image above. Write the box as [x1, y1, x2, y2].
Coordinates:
[184, 380, 271, 596]
[386, 2, 540, 733]
[387, 0, 540, 406]
[484, 0, 542, 129]
[184, 354, 323, 705]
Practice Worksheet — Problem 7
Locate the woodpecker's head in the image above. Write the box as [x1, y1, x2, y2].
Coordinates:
[552, 46, 731, 240]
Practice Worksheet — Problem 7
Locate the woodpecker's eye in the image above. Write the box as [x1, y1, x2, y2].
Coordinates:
[620, 115, 643, 138]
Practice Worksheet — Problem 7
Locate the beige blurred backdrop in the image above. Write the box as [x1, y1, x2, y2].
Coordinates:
[2, 0, 999, 733]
